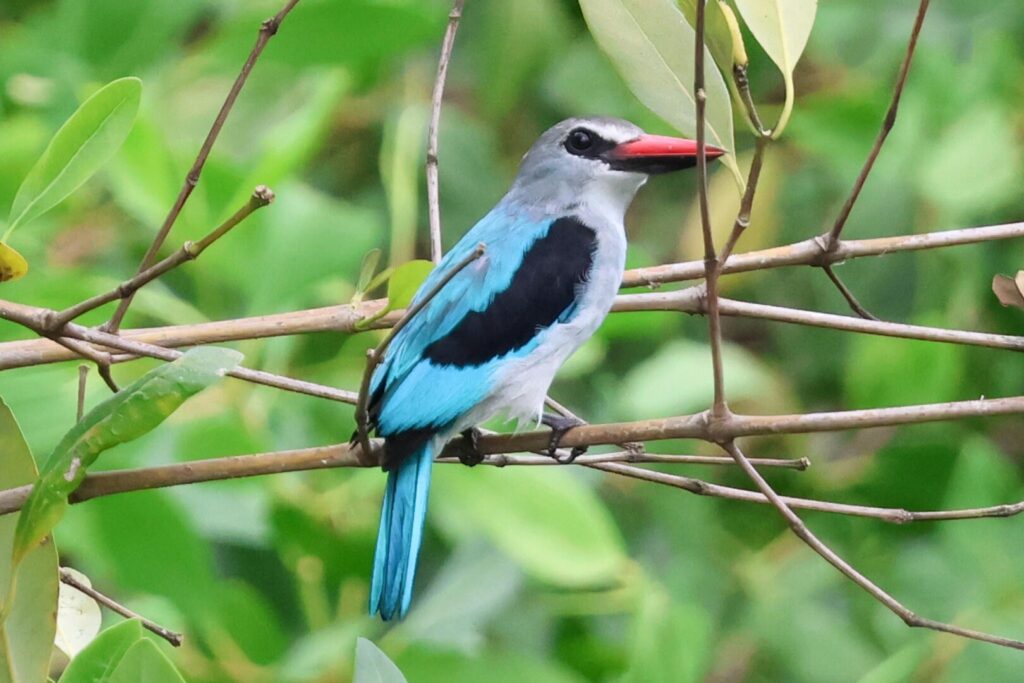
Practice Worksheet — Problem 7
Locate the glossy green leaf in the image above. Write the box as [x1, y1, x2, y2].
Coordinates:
[0, 399, 59, 683]
[6, 77, 141, 236]
[59, 620, 143, 683]
[354, 638, 407, 683]
[578, 0, 741, 184]
[434, 466, 627, 587]
[733, 0, 817, 136]
[107, 639, 184, 683]
[10, 347, 242, 576]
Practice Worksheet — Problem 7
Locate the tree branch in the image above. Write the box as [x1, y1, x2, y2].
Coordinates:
[693, 0, 728, 418]
[824, 0, 930, 248]
[0, 300, 357, 404]
[105, 0, 301, 332]
[591, 460, 1024, 524]
[4, 222, 1023, 371]
[425, 0, 466, 264]
[719, 440, 1022, 650]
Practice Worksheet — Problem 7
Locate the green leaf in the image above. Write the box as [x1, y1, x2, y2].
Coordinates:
[353, 248, 384, 302]
[107, 639, 184, 683]
[854, 644, 925, 683]
[354, 638, 408, 683]
[387, 260, 434, 311]
[578, 0, 741, 185]
[678, 0, 735, 78]
[6, 77, 142, 237]
[10, 347, 242, 579]
[733, 0, 817, 136]
[433, 466, 627, 587]
[917, 106, 1023, 219]
[623, 584, 711, 683]
[393, 647, 588, 683]
[0, 399, 59, 683]
[59, 620, 144, 683]
[355, 259, 433, 330]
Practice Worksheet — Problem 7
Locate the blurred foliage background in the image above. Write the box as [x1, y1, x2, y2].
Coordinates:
[1, 0, 1023, 681]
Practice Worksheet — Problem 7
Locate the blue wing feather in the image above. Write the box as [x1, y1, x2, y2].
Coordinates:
[370, 204, 553, 434]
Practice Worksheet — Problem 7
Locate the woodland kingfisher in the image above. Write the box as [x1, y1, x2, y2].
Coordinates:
[364, 116, 723, 620]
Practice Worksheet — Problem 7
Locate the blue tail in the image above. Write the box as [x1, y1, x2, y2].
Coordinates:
[369, 442, 434, 620]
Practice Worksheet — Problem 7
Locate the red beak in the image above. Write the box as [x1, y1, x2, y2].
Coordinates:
[613, 134, 725, 159]
[608, 134, 724, 174]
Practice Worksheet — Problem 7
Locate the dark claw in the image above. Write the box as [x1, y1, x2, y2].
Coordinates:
[540, 414, 587, 463]
[455, 427, 485, 467]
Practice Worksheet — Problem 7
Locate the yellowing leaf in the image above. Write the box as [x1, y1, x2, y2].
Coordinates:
[0, 242, 28, 283]
[733, 0, 817, 136]
[579, 0, 741, 186]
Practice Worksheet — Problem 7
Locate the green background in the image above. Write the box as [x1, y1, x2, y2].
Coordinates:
[1, 0, 1023, 680]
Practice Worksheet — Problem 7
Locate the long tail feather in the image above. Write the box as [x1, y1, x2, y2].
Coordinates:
[369, 442, 434, 620]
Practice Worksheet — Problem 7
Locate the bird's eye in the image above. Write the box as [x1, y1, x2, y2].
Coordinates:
[565, 129, 595, 154]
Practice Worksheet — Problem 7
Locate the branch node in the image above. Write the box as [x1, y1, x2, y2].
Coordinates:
[253, 184, 275, 205]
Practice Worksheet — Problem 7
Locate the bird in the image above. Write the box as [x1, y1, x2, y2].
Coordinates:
[365, 116, 724, 620]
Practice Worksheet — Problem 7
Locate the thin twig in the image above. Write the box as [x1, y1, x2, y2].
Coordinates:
[52, 187, 273, 328]
[719, 135, 769, 263]
[592, 461, 1024, 524]
[59, 567, 184, 647]
[622, 220, 1024, 288]
[76, 364, 87, 421]
[822, 264, 879, 320]
[694, 0, 729, 419]
[611, 287, 1024, 352]
[353, 243, 486, 461]
[720, 441, 1023, 650]
[824, 0, 930, 248]
[0, 301, 357, 404]
[425, 0, 465, 264]
[732, 63, 768, 136]
[50, 337, 119, 392]
[105, 0, 301, 332]
[0, 447, 805, 516]
[0, 441, 1016, 528]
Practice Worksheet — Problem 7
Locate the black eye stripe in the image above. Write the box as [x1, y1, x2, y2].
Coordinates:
[563, 127, 617, 159]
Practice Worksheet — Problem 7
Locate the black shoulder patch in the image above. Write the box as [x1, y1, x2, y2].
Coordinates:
[423, 217, 597, 368]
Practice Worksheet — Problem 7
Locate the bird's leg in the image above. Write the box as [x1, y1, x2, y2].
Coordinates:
[540, 413, 588, 463]
[454, 427, 485, 467]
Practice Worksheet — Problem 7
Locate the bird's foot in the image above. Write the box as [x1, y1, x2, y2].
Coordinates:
[540, 414, 587, 463]
[454, 427, 485, 467]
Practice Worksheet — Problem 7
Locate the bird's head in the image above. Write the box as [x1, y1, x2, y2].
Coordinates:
[509, 116, 724, 215]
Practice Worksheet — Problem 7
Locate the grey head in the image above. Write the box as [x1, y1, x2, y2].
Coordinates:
[506, 116, 721, 215]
